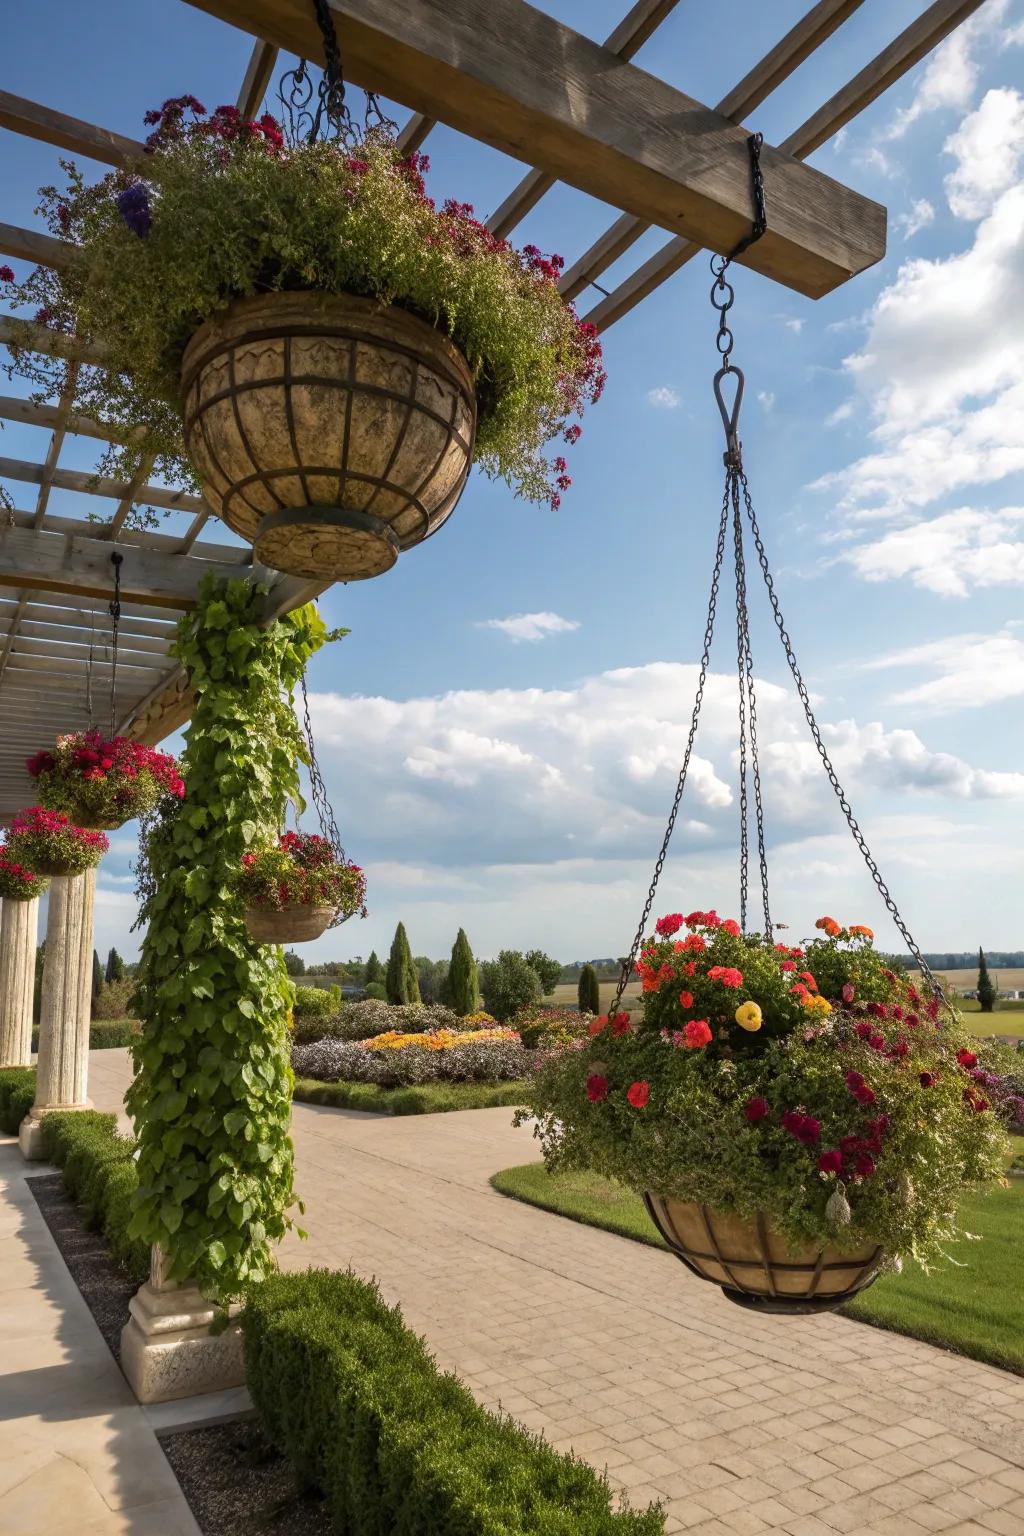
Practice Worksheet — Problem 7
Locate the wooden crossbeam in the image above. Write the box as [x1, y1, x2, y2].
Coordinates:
[0, 90, 145, 167]
[583, 0, 984, 329]
[560, 0, 866, 303]
[0, 525, 245, 608]
[183, 0, 886, 297]
[0, 222, 70, 269]
[237, 41, 279, 117]
[0, 393, 140, 446]
[0, 454, 205, 516]
[487, 0, 684, 239]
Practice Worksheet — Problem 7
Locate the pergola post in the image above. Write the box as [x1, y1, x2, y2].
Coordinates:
[0, 895, 39, 1067]
[19, 869, 96, 1158]
[121, 1246, 244, 1404]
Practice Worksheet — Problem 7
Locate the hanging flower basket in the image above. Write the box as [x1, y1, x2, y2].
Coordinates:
[6, 808, 109, 876]
[0, 848, 50, 901]
[1, 102, 604, 582]
[181, 291, 476, 581]
[27, 732, 184, 831]
[523, 911, 1010, 1313]
[238, 831, 367, 946]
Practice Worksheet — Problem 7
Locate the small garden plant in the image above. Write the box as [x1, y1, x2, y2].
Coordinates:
[523, 910, 1009, 1266]
[0, 845, 49, 899]
[28, 731, 183, 827]
[2, 99, 604, 510]
[238, 830, 366, 919]
[5, 807, 108, 875]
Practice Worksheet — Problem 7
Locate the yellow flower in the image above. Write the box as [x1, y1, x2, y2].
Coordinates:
[802, 994, 832, 1016]
[734, 1001, 762, 1032]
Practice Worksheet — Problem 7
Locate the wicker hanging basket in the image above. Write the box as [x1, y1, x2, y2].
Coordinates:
[181, 291, 477, 582]
[244, 903, 335, 945]
[645, 1194, 884, 1314]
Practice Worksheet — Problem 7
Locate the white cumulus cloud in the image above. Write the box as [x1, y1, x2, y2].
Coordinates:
[478, 611, 580, 643]
[883, 1, 1012, 139]
[944, 87, 1024, 219]
[646, 386, 680, 409]
[895, 198, 935, 240]
[862, 629, 1024, 713]
[843, 507, 1024, 596]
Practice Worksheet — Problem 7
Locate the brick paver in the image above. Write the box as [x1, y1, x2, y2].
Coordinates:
[88, 1050, 1024, 1536]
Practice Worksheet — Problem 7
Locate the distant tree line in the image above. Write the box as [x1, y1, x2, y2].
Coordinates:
[894, 951, 1024, 970]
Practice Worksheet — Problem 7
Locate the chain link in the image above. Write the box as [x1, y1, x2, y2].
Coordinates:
[731, 473, 772, 935]
[299, 673, 354, 929]
[737, 469, 940, 993]
[85, 606, 95, 730]
[279, 3, 399, 146]
[108, 552, 123, 738]
[731, 481, 750, 932]
[606, 488, 731, 1020]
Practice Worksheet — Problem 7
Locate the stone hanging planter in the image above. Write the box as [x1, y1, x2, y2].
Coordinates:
[181, 292, 477, 583]
[244, 903, 336, 945]
[644, 1195, 884, 1314]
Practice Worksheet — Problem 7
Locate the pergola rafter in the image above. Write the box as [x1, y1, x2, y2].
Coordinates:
[0, 0, 985, 815]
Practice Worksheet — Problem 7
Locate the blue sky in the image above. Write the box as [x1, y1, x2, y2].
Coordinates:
[4, 0, 1023, 964]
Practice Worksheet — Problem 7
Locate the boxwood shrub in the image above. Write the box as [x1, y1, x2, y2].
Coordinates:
[242, 1268, 663, 1534]
[30, 1019, 142, 1053]
[39, 1110, 149, 1280]
[0, 1066, 36, 1134]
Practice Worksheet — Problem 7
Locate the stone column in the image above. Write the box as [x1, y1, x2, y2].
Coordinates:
[121, 1246, 245, 1404]
[0, 895, 39, 1067]
[20, 869, 96, 1158]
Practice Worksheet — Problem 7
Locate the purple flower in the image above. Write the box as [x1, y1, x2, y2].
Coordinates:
[117, 183, 152, 238]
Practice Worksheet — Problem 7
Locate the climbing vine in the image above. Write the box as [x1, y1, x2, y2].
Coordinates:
[127, 576, 331, 1299]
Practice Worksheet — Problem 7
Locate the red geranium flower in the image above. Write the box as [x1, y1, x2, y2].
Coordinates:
[610, 1012, 631, 1037]
[655, 913, 683, 936]
[956, 1049, 977, 1069]
[678, 990, 693, 1009]
[626, 1080, 650, 1109]
[586, 1073, 609, 1103]
[721, 918, 741, 936]
[683, 1018, 712, 1049]
[841, 983, 856, 1004]
[818, 1149, 843, 1175]
[745, 1096, 770, 1124]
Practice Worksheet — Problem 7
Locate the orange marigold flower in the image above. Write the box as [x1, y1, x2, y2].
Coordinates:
[849, 924, 874, 939]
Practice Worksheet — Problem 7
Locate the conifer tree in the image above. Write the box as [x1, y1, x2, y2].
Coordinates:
[364, 950, 384, 985]
[91, 949, 104, 1011]
[977, 947, 997, 1013]
[386, 922, 420, 1004]
[578, 962, 601, 1015]
[105, 946, 126, 984]
[446, 928, 480, 1016]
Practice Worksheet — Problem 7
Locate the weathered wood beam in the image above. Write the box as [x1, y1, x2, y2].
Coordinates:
[237, 41, 279, 117]
[0, 593, 181, 629]
[0, 393, 141, 446]
[7, 619, 171, 657]
[0, 526, 244, 609]
[183, 0, 885, 297]
[0, 222, 70, 270]
[6, 508, 236, 560]
[487, 0, 683, 239]
[583, 0, 983, 329]
[0, 316, 105, 366]
[0, 455, 206, 515]
[560, 0, 866, 303]
[0, 90, 146, 166]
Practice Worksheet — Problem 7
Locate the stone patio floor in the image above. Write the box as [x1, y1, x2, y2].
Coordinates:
[6, 1047, 1024, 1536]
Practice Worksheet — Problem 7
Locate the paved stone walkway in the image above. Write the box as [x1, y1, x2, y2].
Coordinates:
[86, 1051, 1024, 1534]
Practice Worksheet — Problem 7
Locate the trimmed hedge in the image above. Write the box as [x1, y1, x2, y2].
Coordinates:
[0, 1067, 36, 1134]
[293, 1078, 529, 1116]
[242, 1269, 663, 1535]
[39, 1110, 149, 1280]
[30, 1019, 142, 1053]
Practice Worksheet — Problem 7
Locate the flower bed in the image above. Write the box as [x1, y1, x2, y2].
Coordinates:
[5, 807, 108, 875]
[3, 104, 603, 512]
[292, 1026, 529, 1088]
[27, 731, 183, 828]
[524, 910, 1008, 1271]
[0, 847, 48, 899]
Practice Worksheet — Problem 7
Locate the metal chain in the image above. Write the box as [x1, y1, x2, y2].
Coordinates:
[108, 552, 123, 738]
[299, 673, 353, 929]
[85, 606, 95, 729]
[731, 479, 750, 932]
[737, 469, 940, 993]
[310, 0, 354, 142]
[606, 488, 731, 1020]
[731, 472, 772, 935]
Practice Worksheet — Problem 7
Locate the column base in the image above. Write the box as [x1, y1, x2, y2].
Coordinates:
[120, 1251, 245, 1404]
[19, 1102, 90, 1160]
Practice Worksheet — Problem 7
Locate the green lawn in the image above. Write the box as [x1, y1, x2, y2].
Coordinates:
[958, 1001, 1024, 1038]
[294, 1078, 528, 1115]
[491, 1140, 1024, 1375]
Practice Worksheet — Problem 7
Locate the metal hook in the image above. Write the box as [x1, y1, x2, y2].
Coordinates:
[713, 364, 744, 466]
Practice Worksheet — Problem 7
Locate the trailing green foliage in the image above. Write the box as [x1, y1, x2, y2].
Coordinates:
[242, 1268, 662, 1534]
[39, 1110, 150, 1279]
[128, 576, 330, 1299]
[386, 922, 420, 1005]
[292, 1078, 529, 1116]
[0, 1067, 36, 1135]
[445, 927, 479, 1016]
[578, 964, 601, 1016]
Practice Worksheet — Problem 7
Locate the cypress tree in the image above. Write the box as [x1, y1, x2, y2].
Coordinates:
[446, 928, 479, 1016]
[386, 923, 420, 1004]
[91, 949, 104, 1011]
[977, 947, 997, 1013]
[364, 950, 384, 986]
[578, 962, 601, 1015]
[105, 946, 126, 983]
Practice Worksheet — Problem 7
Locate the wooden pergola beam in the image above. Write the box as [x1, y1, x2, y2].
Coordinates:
[0, 525, 246, 609]
[0, 90, 146, 167]
[183, 0, 885, 298]
[0, 454, 205, 515]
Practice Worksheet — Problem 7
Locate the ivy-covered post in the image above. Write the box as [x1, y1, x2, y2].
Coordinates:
[121, 577, 328, 1404]
[0, 895, 40, 1067]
